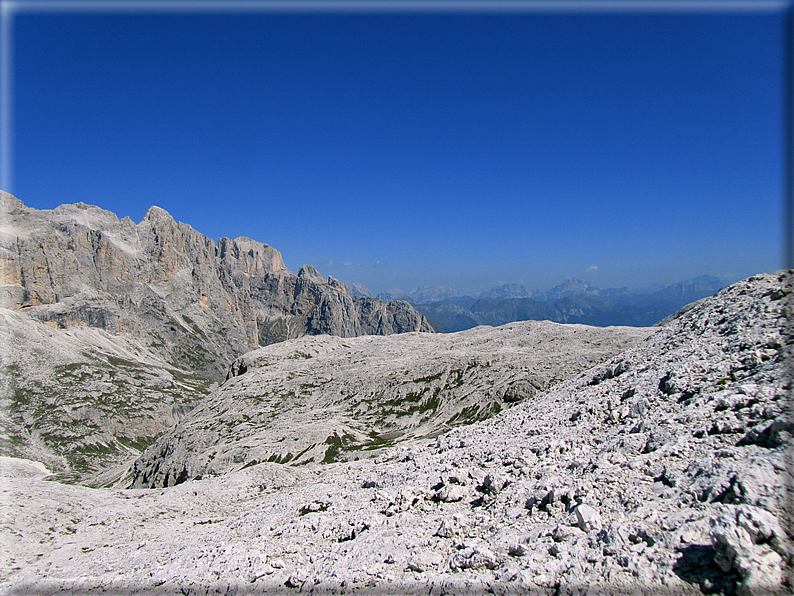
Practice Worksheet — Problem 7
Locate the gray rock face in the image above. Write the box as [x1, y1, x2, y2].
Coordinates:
[124, 321, 654, 488]
[0, 192, 433, 381]
[1, 271, 788, 596]
[297, 264, 325, 284]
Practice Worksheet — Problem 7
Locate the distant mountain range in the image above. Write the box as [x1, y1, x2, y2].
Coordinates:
[347, 275, 731, 332]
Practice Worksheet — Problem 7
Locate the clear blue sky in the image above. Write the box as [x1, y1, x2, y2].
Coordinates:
[6, 2, 787, 295]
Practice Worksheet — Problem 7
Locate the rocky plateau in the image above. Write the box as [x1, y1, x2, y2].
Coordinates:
[124, 320, 653, 488]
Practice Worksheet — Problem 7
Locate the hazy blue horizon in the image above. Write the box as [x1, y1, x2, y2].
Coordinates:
[4, 2, 787, 296]
[0, 189, 760, 298]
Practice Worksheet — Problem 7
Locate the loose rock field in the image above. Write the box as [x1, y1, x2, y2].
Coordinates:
[1, 271, 791, 595]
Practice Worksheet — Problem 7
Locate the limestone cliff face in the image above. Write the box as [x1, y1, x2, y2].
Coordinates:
[0, 192, 433, 380]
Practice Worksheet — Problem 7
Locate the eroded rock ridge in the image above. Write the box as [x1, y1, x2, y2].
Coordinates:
[0, 192, 433, 381]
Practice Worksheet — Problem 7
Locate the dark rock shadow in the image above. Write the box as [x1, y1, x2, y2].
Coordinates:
[673, 544, 740, 595]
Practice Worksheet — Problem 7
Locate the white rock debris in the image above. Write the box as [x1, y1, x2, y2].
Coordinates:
[0, 270, 790, 596]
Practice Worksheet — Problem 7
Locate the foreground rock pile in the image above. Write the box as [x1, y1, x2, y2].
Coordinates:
[1, 271, 791, 595]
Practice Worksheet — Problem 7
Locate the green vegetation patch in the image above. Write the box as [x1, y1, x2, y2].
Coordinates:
[180, 314, 208, 340]
[409, 371, 444, 384]
[266, 452, 293, 464]
[116, 435, 157, 451]
[321, 431, 357, 464]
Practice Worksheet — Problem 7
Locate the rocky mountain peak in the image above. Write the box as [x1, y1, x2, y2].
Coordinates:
[546, 277, 600, 299]
[1, 194, 433, 382]
[143, 204, 175, 223]
[407, 286, 461, 303]
[478, 283, 538, 300]
[297, 264, 326, 283]
[345, 281, 372, 297]
[0, 190, 26, 213]
[327, 276, 350, 294]
[223, 236, 288, 275]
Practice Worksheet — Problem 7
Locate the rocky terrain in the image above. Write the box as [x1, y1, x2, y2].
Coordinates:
[0, 192, 432, 380]
[1, 271, 790, 595]
[0, 307, 214, 484]
[0, 192, 432, 482]
[124, 321, 653, 488]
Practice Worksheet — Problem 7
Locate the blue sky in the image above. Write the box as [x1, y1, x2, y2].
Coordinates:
[4, 1, 787, 295]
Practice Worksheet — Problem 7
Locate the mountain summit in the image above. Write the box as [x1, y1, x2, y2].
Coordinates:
[0, 192, 433, 381]
[0, 192, 432, 480]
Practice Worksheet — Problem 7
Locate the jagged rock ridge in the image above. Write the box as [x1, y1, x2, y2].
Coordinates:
[0, 192, 433, 381]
